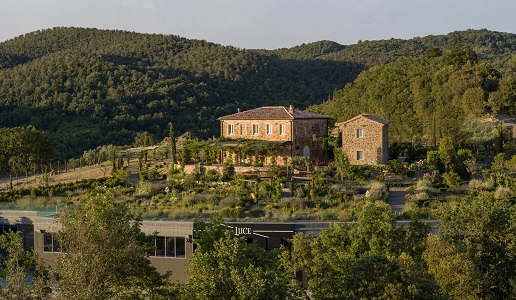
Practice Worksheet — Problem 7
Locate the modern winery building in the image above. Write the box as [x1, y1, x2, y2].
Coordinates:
[0, 209, 332, 282]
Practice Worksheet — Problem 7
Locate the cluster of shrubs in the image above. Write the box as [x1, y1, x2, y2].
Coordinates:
[0, 178, 110, 201]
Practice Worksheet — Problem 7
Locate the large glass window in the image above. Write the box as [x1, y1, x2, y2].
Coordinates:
[0, 224, 16, 234]
[156, 236, 166, 257]
[43, 232, 53, 252]
[43, 232, 62, 252]
[176, 237, 186, 258]
[166, 236, 175, 257]
[149, 236, 186, 258]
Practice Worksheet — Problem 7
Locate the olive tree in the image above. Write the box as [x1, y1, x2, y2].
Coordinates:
[0, 231, 48, 300]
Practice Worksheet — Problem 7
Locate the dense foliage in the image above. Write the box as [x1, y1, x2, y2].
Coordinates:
[53, 192, 173, 299]
[317, 46, 516, 147]
[0, 27, 350, 158]
[274, 29, 516, 68]
[183, 219, 289, 300]
[288, 201, 438, 299]
[0, 126, 55, 175]
[1, 28, 516, 158]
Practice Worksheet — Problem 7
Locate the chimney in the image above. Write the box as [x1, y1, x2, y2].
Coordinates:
[288, 105, 294, 113]
[237, 108, 241, 113]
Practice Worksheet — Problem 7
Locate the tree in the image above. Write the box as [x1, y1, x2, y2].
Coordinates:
[133, 131, 158, 148]
[53, 192, 173, 300]
[491, 152, 506, 172]
[438, 137, 456, 171]
[442, 171, 460, 189]
[333, 147, 350, 181]
[169, 122, 177, 166]
[183, 219, 290, 300]
[425, 195, 516, 299]
[288, 202, 438, 299]
[0, 126, 55, 176]
[0, 231, 48, 300]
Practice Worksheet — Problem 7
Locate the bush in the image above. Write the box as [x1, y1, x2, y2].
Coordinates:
[205, 169, 219, 181]
[182, 194, 217, 207]
[442, 171, 461, 189]
[494, 186, 513, 199]
[219, 206, 244, 218]
[218, 196, 239, 209]
[294, 186, 307, 198]
[278, 198, 306, 210]
[365, 181, 388, 201]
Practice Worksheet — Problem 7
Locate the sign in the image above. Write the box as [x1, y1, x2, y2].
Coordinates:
[234, 227, 252, 236]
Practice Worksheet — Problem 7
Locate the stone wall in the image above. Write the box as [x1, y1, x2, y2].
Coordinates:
[292, 119, 328, 160]
[181, 164, 273, 174]
[220, 118, 329, 163]
[340, 116, 388, 165]
[220, 119, 293, 142]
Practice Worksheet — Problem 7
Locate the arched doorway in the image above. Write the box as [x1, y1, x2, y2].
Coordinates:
[303, 146, 310, 157]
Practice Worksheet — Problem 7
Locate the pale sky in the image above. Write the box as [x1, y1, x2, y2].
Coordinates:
[1, 0, 515, 49]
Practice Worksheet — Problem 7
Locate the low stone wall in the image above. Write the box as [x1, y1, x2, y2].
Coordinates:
[179, 164, 271, 175]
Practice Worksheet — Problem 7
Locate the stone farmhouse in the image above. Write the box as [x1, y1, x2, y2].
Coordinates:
[218, 105, 331, 165]
[336, 114, 390, 165]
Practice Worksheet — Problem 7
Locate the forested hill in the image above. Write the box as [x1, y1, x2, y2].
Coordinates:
[1, 27, 515, 158]
[314, 46, 516, 148]
[0, 27, 353, 157]
[272, 29, 516, 68]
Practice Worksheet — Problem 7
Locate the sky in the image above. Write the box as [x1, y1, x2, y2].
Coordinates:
[1, 0, 515, 50]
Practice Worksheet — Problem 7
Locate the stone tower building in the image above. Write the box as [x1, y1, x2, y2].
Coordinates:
[337, 114, 389, 165]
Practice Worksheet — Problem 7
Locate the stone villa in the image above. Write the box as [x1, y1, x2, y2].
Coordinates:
[218, 105, 331, 165]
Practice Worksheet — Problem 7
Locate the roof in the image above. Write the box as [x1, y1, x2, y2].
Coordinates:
[218, 106, 331, 120]
[337, 114, 390, 126]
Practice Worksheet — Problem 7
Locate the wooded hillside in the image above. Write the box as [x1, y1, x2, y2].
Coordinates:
[315, 45, 516, 147]
[1, 27, 515, 158]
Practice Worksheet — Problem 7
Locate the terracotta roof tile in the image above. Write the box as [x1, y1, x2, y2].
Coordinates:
[218, 106, 331, 120]
[337, 114, 390, 126]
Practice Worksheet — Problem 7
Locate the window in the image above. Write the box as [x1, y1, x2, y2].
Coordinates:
[176, 237, 186, 258]
[295, 127, 299, 135]
[240, 124, 243, 135]
[266, 124, 272, 135]
[228, 124, 234, 135]
[279, 124, 285, 135]
[0, 224, 16, 234]
[148, 236, 186, 258]
[156, 236, 166, 257]
[253, 124, 259, 135]
[43, 232, 63, 252]
[166, 236, 176, 257]
[356, 129, 363, 138]
[304, 127, 308, 134]
[357, 151, 363, 160]
[320, 125, 325, 133]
